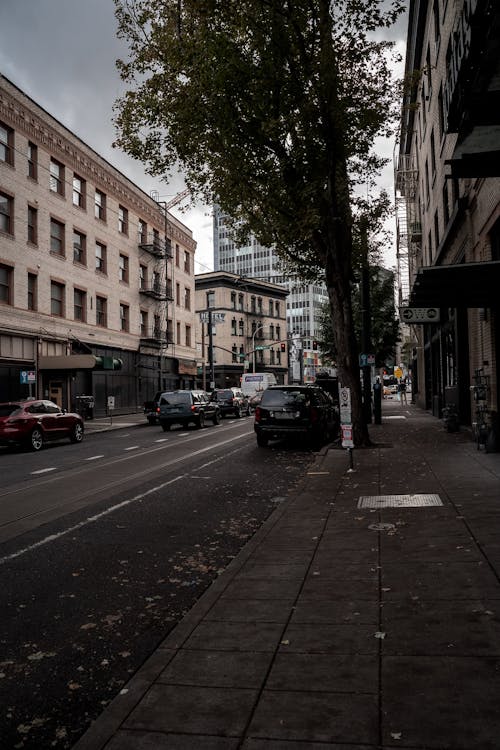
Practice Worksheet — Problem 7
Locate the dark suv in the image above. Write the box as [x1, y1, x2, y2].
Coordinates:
[158, 390, 221, 430]
[254, 385, 338, 449]
[210, 388, 250, 418]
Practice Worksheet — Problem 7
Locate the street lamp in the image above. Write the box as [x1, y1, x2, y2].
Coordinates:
[251, 324, 265, 373]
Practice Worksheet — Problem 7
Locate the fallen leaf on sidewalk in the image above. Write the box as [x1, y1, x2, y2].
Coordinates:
[374, 631, 386, 639]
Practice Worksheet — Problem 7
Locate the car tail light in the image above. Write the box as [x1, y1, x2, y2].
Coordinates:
[156, 406, 160, 414]
[254, 406, 261, 422]
[191, 405, 197, 412]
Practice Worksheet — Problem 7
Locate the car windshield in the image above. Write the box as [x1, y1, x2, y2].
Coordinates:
[261, 390, 309, 407]
[160, 392, 191, 405]
[0, 404, 22, 417]
[215, 390, 233, 399]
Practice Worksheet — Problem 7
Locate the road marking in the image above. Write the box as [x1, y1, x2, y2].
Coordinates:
[85, 455, 104, 461]
[124, 446, 139, 451]
[0, 441, 247, 565]
[31, 468, 57, 475]
[155, 439, 169, 443]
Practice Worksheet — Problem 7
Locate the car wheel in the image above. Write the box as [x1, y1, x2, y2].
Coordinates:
[70, 423, 84, 443]
[197, 412, 205, 429]
[213, 411, 221, 425]
[256, 433, 268, 447]
[161, 423, 171, 432]
[29, 427, 44, 452]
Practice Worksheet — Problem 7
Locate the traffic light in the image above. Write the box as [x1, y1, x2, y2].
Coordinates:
[280, 342, 286, 352]
[312, 341, 318, 351]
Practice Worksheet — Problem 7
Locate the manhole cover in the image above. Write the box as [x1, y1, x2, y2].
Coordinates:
[358, 494, 443, 508]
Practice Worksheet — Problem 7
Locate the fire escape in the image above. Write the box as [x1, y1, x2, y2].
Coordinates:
[394, 152, 421, 307]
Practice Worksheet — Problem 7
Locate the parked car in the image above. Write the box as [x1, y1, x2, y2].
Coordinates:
[143, 391, 162, 424]
[209, 388, 250, 418]
[158, 390, 221, 430]
[0, 399, 84, 451]
[254, 385, 339, 450]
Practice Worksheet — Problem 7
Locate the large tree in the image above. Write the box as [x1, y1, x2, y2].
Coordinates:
[113, 0, 404, 445]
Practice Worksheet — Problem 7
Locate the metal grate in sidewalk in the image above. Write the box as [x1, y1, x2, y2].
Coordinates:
[358, 493, 443, 508]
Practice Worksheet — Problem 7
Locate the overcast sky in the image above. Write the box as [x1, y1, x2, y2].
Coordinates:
[0, 0, 407, 272]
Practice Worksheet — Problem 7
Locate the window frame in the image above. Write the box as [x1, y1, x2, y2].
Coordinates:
[27, 141, 37, 179]
[27, 205, 38, 245]
[72, 174, 86, 208]
[73, 229, 86, 265]
[120, 303, 130, 332]
[0, 263, 13, 305]
[94, 189, 106, 221]
[119, 253, 129, 283]
[95, 241, 107, 274]
[0, 191, 13, 235]
[73, 287, 86, 322]
[50, 280, 65, 317]
[49, 158, 65, 196]
[96, 295, 107, 327]
[50, 217, 65, 257]
[27, 272, 37, 311]
[0, 121, 14, 166]
[118, 205, 129, 235]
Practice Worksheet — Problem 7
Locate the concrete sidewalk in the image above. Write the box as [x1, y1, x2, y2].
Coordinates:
[75, 401, 500, 750]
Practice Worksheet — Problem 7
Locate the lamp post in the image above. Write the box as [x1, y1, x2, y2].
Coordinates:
[251, 324, 265, 373]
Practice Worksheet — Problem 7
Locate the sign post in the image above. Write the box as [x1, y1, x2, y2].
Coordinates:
[339, 385, 354, 469]
[107, 395, 115, 425]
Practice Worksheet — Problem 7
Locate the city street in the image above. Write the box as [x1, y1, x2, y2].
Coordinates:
[0, 417, 317, 749]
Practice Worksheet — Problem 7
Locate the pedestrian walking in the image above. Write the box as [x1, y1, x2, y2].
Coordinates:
[398, 379, 407, 405]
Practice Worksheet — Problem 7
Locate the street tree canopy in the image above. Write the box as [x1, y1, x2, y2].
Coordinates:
[113, 0, 404, 445]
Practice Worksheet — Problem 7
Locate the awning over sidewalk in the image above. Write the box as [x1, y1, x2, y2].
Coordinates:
[38, 355, 97, 370]
[409, 260, 500, 308]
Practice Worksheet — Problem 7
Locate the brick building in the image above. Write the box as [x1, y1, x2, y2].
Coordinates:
[194, 271, 289, 389]
[395, 0, 500, 443]
[0, 75, 198, 416]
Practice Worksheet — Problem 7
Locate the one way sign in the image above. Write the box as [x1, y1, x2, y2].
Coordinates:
[400, 307, 440, 323]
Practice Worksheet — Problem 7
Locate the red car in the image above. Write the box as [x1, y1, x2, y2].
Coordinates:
[0, 399, 84, 452]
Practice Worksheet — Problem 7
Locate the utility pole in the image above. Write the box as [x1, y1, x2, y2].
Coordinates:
[208, 308, 215, 389]
[360, 216, 372, 424]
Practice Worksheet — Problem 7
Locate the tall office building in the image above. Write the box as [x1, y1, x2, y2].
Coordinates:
[213, 205, 330, 381]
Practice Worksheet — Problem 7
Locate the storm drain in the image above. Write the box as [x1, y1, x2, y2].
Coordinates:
[358, 493, 443, 508]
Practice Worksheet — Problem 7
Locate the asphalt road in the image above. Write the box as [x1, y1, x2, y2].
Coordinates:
[0, 417, 317, 749]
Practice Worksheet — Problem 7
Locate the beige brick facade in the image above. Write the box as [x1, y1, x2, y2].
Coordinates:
[0, 75, 197, 413]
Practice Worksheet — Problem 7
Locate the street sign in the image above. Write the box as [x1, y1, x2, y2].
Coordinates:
[20, 370, 36, 384]
[107, 396, 115, 410]
[394, 367, 403, 379]
[400, 307, 440, 323]
[339, 385, 352, 425]
[341, 424, 354, 448]
[359, 353, 375, 367]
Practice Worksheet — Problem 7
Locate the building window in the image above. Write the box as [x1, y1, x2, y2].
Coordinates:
[50, 281, 65, 317]
[0, 264, 13, 305]
[152, 270, 161, 294]
[251, 296, 256, 313]
[94, 189, 106, 220]
[50, 218, 65, 256]
[120, 303, 130, 331]
[270, 348, 275, 365]
[28, 273, 37, 310]
[139, 264, 147, 289]
[72, 230, 86, 264]
[154, 314, 162, 339]
[95, 242, 107, 274]
[28, 206, 38, 244]
[232, 345, 238, 363]
[231, 292, 236, 309]
[0, 122, 13, 165]
[96, 296, 107, 327]
[276, 324, 281, 340]
[275, 302, 280, 317]
[140, 309, 148, 336]
[277, 348, 282, 364]
[119, 254, 129, 283]
[238, 319, 244, 336]
[152, 228, 160, 252]
[0, 192, 13, 234]
[239, 345, 245, 361]
[184, 250, 190, 273]
[231, 318, 237, 335]
[269, 299, 274, 316]
[207, 290, 215, 308]
[176, 320, 181, 343]
[238, 293, 244, 311]
[138, 219, 147, 244]
[257, 297, 263, 313]
[184, 287, 191, 310]
[74, 288, 86, 322]
[118, 205, 128, 234]
[167, 318, 173, 343]
[175, 243, 180, 267]
[176, 282, 180, 305]
[49, 159, 64, 195]
[72, 175, 85, 208]
[185, 325, 191, 347]
[27, 142, 37, 179]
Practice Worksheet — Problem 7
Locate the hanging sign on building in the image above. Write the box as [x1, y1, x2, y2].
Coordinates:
[199, 311, 226, 324]
[400, 307, 440, 323]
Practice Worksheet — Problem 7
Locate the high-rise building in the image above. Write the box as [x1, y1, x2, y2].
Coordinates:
[213, 205, 330, 381]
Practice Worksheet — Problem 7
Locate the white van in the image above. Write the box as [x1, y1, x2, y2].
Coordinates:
[241, 372, 277, 397]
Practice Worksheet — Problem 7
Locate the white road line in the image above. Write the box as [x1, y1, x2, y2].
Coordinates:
[124, 446, 139, 451]
[31, 468, 57, 475]
[0, 441, 247, 565]
[155, 439, 169, 443]
[85, 455, 104, 461]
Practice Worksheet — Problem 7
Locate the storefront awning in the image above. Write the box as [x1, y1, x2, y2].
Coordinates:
[409, 260, 500, 308]
[38, 355, 97, 370]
